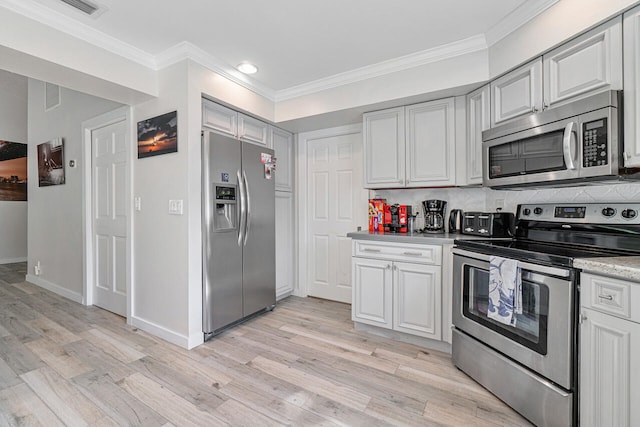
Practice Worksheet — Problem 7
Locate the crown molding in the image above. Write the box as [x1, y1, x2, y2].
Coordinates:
[0, 0, 561, 103]
[0, 0, 156, 68]
[274, 34, 488, 102]
[155, 42, 276, 101]
[485, 0, 561, 46]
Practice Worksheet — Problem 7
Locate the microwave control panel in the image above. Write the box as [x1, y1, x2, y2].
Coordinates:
[582, 118, 608, 167]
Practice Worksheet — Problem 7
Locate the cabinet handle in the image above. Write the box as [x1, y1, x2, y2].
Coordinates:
[393, 265, 397, 271]
[386, 264, 392, 270]
[579, 313, 588, 324]
[403, 251, 423, 256]
[531, 106, 539, 113]
[598, 294, 614, 301]
[543, 103, 549, 110]
[363, 248, 381, 253]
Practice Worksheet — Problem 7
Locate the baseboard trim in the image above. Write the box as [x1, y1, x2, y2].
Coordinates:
[354, 322, 452, 354]
[25, 274, 84, 304]
[130, 315, 202, 349]
[0, 257, 27, 265]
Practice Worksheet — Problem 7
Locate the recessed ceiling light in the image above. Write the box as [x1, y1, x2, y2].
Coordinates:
[237, 62, 258, 74]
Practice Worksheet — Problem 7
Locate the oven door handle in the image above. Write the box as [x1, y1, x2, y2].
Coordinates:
[452, 247, 571, 278]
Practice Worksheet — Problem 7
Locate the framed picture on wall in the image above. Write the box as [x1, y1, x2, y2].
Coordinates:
[37, 138, 65, 187]
[137, 110, 178, 158]
[0, 141, 28, 201]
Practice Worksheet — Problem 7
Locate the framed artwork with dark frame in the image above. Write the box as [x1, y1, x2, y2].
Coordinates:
[37, 138, 65, 187]
[137, 111, 178, 158]
[0, 141, 28, 201]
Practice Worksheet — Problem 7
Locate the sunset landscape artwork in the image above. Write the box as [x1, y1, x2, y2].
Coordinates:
[0, 141, 27, 201]
[137, 111, 178, 158]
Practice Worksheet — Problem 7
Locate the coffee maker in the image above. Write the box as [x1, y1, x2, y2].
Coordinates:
[422, 199, 447, 233]
[384, 204, 412, 233]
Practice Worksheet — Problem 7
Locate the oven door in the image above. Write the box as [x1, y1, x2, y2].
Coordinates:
[452, 248, 575, 389]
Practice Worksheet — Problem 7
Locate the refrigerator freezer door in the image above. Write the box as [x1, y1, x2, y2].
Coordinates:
[241, 142, 276, 315]
[202, 132, 243, 333]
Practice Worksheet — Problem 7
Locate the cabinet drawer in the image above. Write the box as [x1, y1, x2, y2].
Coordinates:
[353, 240, 442, 265]
[581, 273, 640, 322]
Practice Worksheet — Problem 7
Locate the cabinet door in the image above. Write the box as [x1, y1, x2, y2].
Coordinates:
[624, 6, 640, 167]
[238, 113, 270, 146]
[490, 58, 543, 127]
[202, 100, 237, 137]
[405, 98, 456, 187]
[466, 85, 490, 185]
[352, 257, 392, 329]
[393, 262, 441, 339]
[544, 17, 622, 109]
[580, 308, 640, 427]
[271, 127, 294, 191]
[363, 107, 405, 188]
[275, 191, 294, 299]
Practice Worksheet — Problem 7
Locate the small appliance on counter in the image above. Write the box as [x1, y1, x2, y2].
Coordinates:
[384, 204, 412, 233]
[461, 211, 514, 237]
[422, 199, 447, 233]
[448, 209, 464, 233]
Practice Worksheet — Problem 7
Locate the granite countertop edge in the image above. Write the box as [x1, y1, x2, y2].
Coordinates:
[574, 256, 640, 282]
[346, 230, 494, 245]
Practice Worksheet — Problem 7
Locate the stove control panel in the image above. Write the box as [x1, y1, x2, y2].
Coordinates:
[518, 203, 640, 224]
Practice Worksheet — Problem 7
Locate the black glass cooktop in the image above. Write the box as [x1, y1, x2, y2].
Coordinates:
[455, 238, 635, 268]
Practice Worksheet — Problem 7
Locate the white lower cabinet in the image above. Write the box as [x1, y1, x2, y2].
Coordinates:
[393, 262, 441, 338]
[580, 272, 640, 427]
[352, 241, 442, 341]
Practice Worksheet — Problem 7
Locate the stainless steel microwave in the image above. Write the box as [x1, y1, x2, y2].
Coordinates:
[482, 90, 637, 188]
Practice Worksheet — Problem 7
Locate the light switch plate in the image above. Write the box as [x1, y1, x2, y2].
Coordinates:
[134, 197, 141, 211]
[169, 199, 183, 215]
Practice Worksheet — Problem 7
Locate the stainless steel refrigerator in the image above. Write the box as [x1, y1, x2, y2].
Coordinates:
[202, 131, 275, 337]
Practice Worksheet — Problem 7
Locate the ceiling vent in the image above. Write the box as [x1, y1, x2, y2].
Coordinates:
[58, 0, 100, 15]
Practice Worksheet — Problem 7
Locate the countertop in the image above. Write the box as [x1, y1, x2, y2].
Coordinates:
[574, 256, 640, 282]
[346, 230, 492, 245]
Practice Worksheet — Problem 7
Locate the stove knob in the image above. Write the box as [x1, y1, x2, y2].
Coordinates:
[534, 207, 543, 215]
[523, 208, 531, 216]
[602, 207, 616, 217]
[622, 209, 638, 219]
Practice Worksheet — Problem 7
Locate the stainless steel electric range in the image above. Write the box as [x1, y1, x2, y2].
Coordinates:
[452, 202, 640, 427]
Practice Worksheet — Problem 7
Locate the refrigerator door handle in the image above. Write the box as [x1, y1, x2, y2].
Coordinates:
[237, 169, 246, 246]
[243, 170, 251, 246]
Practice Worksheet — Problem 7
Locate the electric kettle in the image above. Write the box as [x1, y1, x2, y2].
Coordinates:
[448, 209, 464, 233]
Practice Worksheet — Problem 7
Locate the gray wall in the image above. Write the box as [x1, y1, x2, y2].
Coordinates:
[27, 79, 121, 300]
[0, 70, 28, 264]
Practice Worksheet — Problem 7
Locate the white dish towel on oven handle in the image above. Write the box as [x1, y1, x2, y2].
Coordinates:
[487, 256, 522, 326]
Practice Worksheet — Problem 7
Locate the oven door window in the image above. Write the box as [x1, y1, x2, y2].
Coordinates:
[462, 264, 549, 354]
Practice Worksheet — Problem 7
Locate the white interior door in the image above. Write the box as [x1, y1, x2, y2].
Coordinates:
[92, 119, 128, 316]
[306, 131, 367, 303]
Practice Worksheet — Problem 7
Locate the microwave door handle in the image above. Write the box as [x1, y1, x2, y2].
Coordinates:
[563, 122, 577, 170]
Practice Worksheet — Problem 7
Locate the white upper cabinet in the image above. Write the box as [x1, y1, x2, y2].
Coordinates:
[363, 99, 457, 189]
[363, 107, 406, 188]
[271, 126, 294, 192]
[624, 5, 640, 168]
[202, 99, 272, 147]
[405, 98, 456, 187]
[544, 16, 622, 109]
[465, 85, 490, 185]
[490, 58, 543, 127]
[238, 113, 271, 146]
[489, 18, 622, 128]
[202, 100, 237, 137]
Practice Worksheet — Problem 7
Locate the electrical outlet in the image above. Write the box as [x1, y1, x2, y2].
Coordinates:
[169, 199, 184, 215]
[34, 261, 41, 276]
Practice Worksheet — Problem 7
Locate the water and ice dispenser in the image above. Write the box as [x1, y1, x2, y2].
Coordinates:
[213, 184, 237, 232]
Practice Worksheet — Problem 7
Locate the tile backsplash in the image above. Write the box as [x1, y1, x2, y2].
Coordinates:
[374, 181, 640, 229]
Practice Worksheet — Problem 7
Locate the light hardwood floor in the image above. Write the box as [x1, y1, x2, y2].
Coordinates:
[0, 263, 532, 426]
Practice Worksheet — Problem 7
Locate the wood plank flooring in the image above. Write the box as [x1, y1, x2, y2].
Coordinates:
[0, 262, 533, 426]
